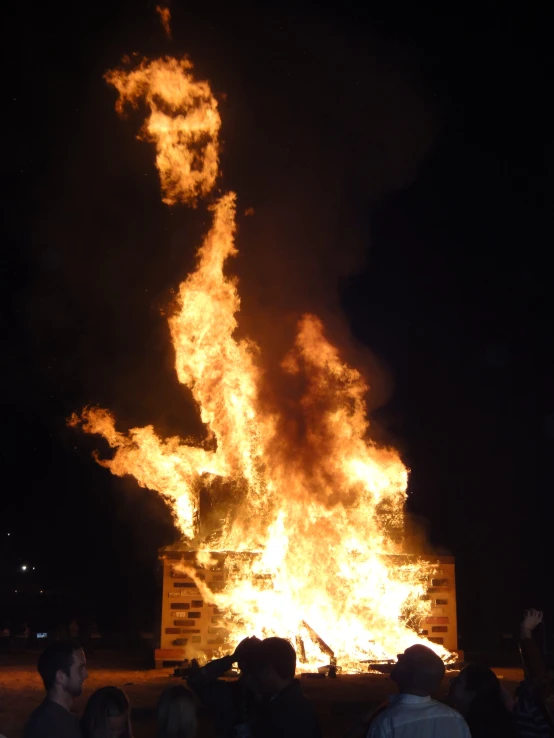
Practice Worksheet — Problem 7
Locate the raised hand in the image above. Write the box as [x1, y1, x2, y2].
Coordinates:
[521, 609, 544, 638]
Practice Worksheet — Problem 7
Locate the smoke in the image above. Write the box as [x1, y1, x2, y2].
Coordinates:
[28, 10, 439, 412]
[222, 17, 440, 417]
[403, 513, 451, 556]
[207, 15, 443, 549]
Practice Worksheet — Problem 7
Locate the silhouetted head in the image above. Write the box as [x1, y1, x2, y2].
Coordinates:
[157, 685, 197, 738]
[449, 664, 499, 715]
[38, 642, 88, 697]
[449, 664, 518, 737]
[254, 637, 296, 697]
[81, 686, 132, 738]
[391, 644, 445, 696]
[236, 636, 264, 675]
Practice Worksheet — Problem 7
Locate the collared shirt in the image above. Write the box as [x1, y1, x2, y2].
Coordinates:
[367, 693, 471, 738]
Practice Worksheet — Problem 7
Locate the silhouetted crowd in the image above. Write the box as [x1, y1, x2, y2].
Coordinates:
[16, 609, 554, 738]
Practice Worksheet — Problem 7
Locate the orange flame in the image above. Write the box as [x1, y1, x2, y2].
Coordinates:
[71, 55, 454, 669]
[156, 5, 172, 40]
[105, 57, 220, 205]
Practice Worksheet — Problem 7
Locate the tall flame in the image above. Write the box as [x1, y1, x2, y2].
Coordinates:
[105, 57, 220, 205]
[71, 55, 453, 669]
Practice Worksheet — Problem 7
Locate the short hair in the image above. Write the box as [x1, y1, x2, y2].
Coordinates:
[37, 642, 81, 690]
[236, 637, 264, 675]
[259, 637, 296, 680]
[81, 687, 132, 738]
[157, 685, 197, 738]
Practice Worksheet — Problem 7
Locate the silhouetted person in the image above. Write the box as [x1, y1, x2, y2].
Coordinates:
[89, 620, 102, 655]
[187, 636, 263, 738]
[0, 624, 10, 654]
[251, 637, 321, 738]
[69, 618, 80, 641]
[157, 685, 197, 738]
[367, 644, 470, 737]
[16, 621, 30, 653]
[514, 609, 554, 737]
[56, 623, 69, 641]
[24, 641, 88, 738]
[449, 663, 519, 738]
[81, 686, 132, 738]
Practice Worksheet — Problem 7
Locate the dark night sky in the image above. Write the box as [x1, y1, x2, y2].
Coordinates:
[2, 0, 553, 646]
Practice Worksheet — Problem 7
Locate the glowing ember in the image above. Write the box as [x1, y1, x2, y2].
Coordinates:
[70, 54, 455, 670]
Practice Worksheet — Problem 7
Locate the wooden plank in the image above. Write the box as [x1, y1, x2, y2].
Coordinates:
[155, 648, 185, 655]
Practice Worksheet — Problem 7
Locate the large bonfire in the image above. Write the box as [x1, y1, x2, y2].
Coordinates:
[70, 54, 453, 671]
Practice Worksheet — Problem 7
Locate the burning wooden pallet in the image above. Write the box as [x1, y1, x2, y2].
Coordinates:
[154, 548, 458, 669]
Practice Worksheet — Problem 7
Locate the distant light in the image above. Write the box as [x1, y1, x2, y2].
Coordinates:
[21, 565, 27, 571]
[14, 590, 17, 593]
[7, 533, 10, 536]
[40, 590, 44, 594]
[32, 567, 35, 571]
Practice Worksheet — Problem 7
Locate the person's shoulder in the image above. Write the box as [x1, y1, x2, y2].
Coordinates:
[24, 700, 81, 738]
[282, 682, 318, 716]
[269, 683, 321, 735]
[367, 703, 395, 732]
[366, 708, 392, 737]
[368, 699, 468, 737]
[280, 680, 311, 704]
[295, 686, 319, 720]
[24, 700, 47, 737]
[427, 701, 471, 736]
[428, 698, 466, 719]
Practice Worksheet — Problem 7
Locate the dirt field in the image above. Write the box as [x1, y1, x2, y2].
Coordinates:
[0, 651, 524, 738]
